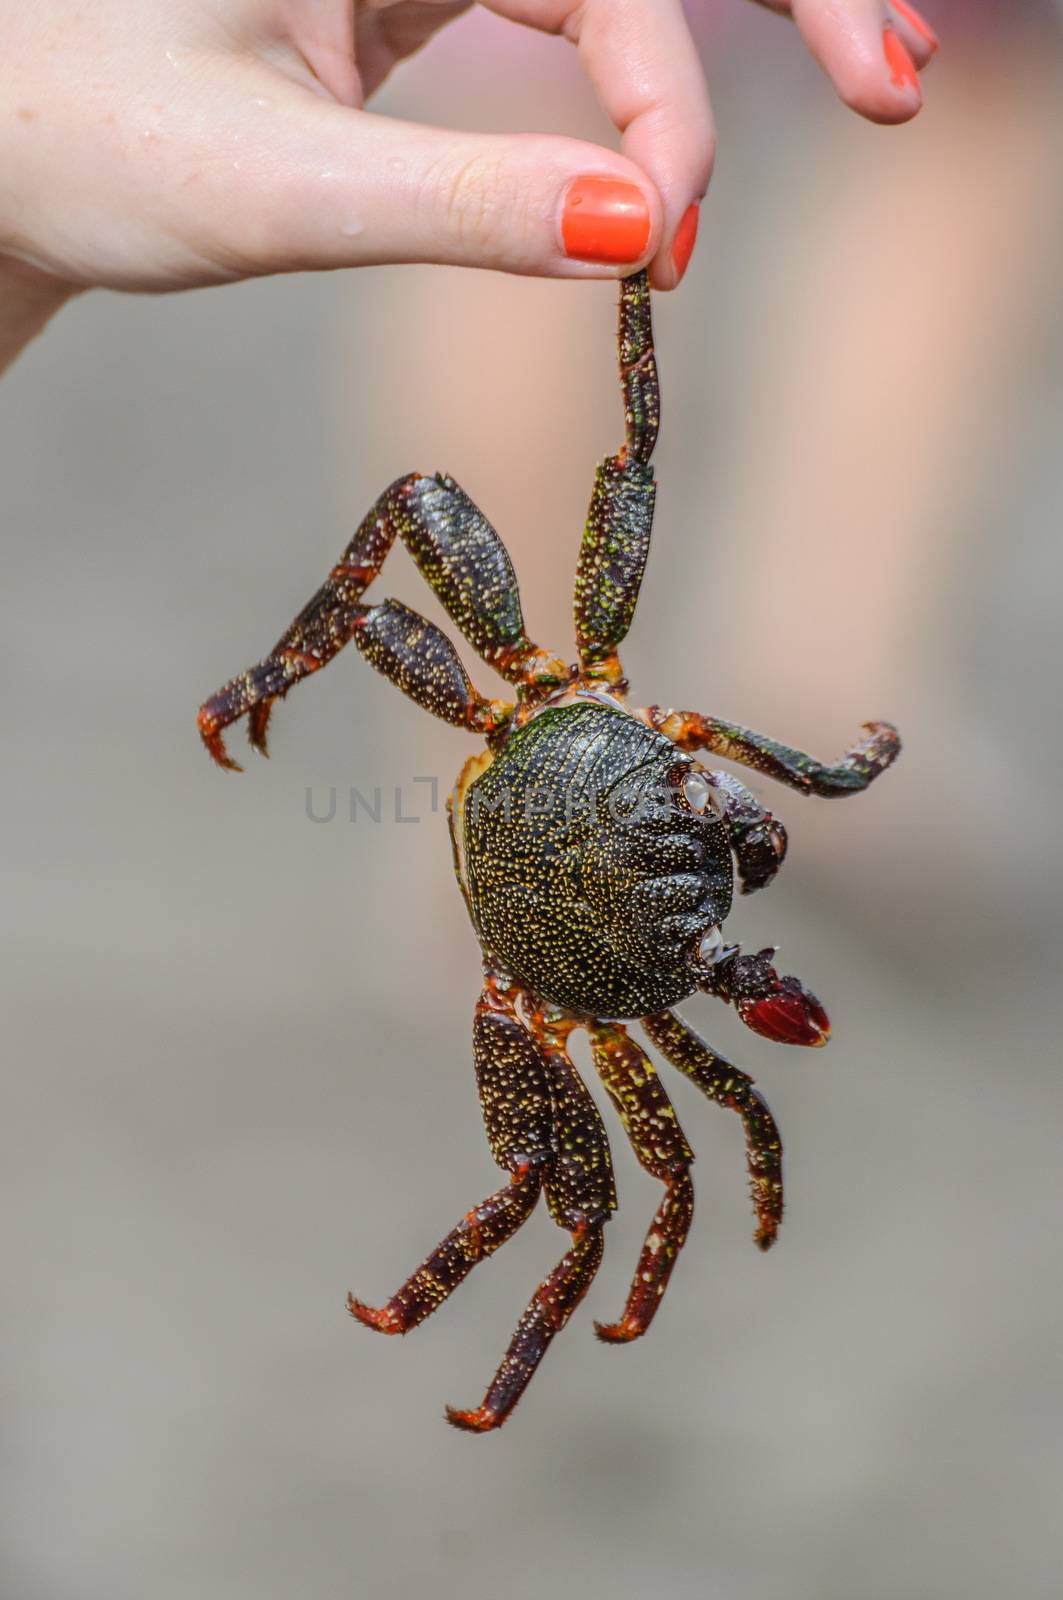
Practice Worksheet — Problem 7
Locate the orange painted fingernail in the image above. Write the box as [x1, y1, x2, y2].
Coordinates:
[883, 25, 920, 92]
[672, 203, 700, 282]
[561, 177, 652, 265]
[891, 0, 939, 52]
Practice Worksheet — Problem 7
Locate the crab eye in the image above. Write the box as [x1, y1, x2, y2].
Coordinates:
[682, 773, 711, 813]
[698, 925, 726, 964]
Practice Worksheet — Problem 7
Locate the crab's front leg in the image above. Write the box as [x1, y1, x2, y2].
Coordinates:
[197, 469, 564, 767]
[648, 709, 900, 798]
[696, 945, 832, 1051]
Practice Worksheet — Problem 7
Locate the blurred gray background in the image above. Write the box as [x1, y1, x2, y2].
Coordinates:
[3, 6, 1062, 1598]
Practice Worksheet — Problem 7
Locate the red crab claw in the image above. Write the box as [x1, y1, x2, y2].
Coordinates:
[701, 946, 832, 1048]
[737, 982, 831, 1048]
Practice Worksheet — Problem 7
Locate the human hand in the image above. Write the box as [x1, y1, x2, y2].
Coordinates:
[0, 0, 936, 341]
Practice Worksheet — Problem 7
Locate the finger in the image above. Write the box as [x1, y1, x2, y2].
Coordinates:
[886, 0, 940, 67]
[747, 1, 937, 76]
[492, 0, 713, 292]
[789, 0, 929, 123]
[196, 76, 664, 280]
[563, 0, 714, 291]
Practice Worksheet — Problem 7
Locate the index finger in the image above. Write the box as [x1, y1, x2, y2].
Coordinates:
[486, 0, 714, 289]
[569, 0, 714, 289]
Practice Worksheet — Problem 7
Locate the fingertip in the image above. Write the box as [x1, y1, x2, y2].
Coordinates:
[672, 201, 700, 282]
[836, 43, 923, 127]
[622, 105, 714, 290]
[558, 170, 663, 271]
[649, 199, 700, 293]
[889, 0, 939, 66]
[843, 89, 922, 130]
[569, 0, 713, 291]
[861, 27, 924, 124]
[793, 1, 925, 127]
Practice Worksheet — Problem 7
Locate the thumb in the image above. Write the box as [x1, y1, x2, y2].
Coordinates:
[219, 91, 664, 280]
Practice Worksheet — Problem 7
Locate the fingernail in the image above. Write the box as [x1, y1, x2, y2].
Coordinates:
[672, 203, 700, 282]
[561, 176, 652, 265]
[891, 0, 939, 52]
[883, 25, 921, 93]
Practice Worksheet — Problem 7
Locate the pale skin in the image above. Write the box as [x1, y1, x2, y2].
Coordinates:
[0, 0, 935, 372]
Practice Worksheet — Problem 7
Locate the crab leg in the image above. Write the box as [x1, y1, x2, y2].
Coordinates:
[348, 982, 554, 1336]
[198, 470, 563, 766]
[702, 769, 789, 894]
[646, 708, 901, 798]
[198, 596, 510, 769]
[616, 266, 660, 465]
[574, 270, 659, 687]
[446, 1016, 615, 1433]
[444, 1225, 606, 1434]
[348, 1166, 544, 1336]
[588, 1022, 695, 1344]
[381, 471, 567, 691]
[643, 1009, 784, 1250]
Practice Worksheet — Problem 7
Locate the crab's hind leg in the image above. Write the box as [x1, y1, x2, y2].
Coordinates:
[574, 270, 659, 688]
[348, 979, 553, 1336]
[446, 1015, 615, 1433]
[587, 1021, 695, 1344]
[643, 1009, 784, 1251]
[645, 708, 901, 799]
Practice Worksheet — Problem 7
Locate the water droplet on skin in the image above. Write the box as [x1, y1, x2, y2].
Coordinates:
[387, 156, 405, 173]
[253, 96, 271, 109]
[339, 218, 365, 238]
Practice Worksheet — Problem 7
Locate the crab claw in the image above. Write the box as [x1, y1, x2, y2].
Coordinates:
[699, 945, 832, 1047]
[737, 983, 831, 1048]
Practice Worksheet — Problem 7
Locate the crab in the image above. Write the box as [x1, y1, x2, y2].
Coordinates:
[197, 270, 900, 1432]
